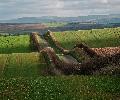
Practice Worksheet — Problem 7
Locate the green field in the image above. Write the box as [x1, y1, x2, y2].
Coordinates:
[0, 52, 46, 78]
[53, 28, 120, 49]
[0, 29, 120, 99]
[0, 35, 31, 53]
[0, 76, 120, 100]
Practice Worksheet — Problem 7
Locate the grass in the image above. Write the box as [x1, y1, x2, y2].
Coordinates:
[53, 27, 120, 49]
[0, 52, 47, 78]
[0, 35, 31, 54]
[0, 31, 120, 100]
[0, 54, 8, 76]
[0, 76, 119, 100]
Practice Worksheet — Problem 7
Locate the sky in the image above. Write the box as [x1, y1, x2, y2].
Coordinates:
[0, 0, 120, 20]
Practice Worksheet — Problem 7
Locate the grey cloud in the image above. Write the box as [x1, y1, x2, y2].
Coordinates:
[0, 0, 120, 20]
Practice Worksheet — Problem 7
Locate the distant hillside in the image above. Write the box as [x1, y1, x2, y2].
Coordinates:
[0, 23, 48, 31]
[0, 14, 120, 24]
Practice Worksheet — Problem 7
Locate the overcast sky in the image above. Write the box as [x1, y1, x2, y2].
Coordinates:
[0, 0, 120, 20]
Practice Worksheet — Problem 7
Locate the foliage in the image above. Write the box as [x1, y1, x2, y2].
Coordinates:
[0, 52, 46, 78]
[0, 35, 31, 53]
[53, 27, 120, 49]
[0, 76, 120, 100]
[0, 29, 120, 100]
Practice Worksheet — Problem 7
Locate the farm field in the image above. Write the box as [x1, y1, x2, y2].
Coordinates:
[0, 76, 120, 100]
[0, 35, 31, 54]
[43, 22, 68, 27]
[0, 52, 46, 78]
[0, 28, 120, 99]
[53, 27, 120, 49]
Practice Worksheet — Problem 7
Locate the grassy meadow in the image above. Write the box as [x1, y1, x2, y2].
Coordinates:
[0, 52, 46, 78]
[53, 28, 120, 49]
[0, 28, 120, 99]
[0, 35, 31, 54]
